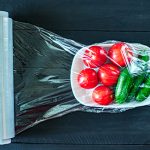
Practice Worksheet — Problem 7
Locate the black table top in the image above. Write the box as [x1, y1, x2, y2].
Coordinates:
[1, 0, 150, 149]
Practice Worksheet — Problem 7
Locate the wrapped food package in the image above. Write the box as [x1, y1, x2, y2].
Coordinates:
[0, 11, 150, 144]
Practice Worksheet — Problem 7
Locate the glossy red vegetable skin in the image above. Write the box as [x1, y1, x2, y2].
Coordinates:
[92, 86, 113, 105]
[78, 68, 99, 89]
[108, 42, 133, 67]
[98, 63, 120, 86]
[83, 45, 107, 68]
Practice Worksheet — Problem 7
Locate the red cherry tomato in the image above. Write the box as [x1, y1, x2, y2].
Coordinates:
[98, 63, 120, 86]
[83, 46, 107, 68]
[108, 42, 133, 67]
[92, 85, 113, 105]
[78, 68, 98, 89]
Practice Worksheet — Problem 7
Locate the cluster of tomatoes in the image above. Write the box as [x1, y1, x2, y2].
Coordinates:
[77, 42, 132, 105]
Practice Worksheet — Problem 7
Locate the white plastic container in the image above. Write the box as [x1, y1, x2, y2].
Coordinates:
[71, 43, 150, 109]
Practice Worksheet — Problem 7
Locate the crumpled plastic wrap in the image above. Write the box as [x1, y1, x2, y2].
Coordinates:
[14, 21, 150, 134]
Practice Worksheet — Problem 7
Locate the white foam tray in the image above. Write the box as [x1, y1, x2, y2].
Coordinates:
[71, 43, 150, 109]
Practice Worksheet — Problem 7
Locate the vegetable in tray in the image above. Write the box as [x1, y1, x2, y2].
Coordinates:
[76, 41, 150, 106]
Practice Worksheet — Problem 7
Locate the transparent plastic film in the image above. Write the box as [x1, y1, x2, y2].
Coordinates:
[14, 21, 150, 134]
[14, 21, 83, 133]
[71, 41, 150, 108]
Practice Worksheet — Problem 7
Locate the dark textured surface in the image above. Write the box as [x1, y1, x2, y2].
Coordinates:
[13, 108, 150, 144]
[1, 0, 150, 149]
[1, 144, 150, 150]
[2, 0, 150, 32]
[2, 144, 150, 150]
